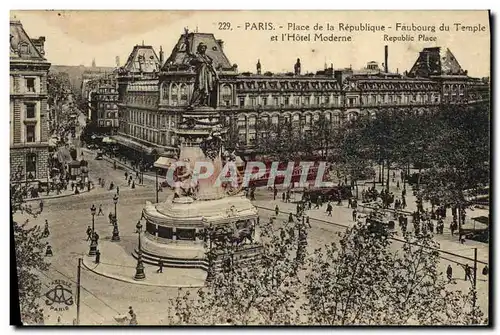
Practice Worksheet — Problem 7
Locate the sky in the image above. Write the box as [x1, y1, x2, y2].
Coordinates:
[10, 10, 491, 77]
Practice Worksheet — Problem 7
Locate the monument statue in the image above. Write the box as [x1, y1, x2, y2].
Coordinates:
[200, 126, 223, 160]
[186, 36, 219, 107]
[173, 158, 199, 199]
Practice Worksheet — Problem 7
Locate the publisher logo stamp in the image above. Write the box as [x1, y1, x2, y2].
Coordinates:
[44, 280, 74, 312]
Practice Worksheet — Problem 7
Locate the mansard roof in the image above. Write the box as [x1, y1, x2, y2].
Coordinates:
[408, 47, 466, 77]
[10, 20, 47, 63]
[162, 32, 233, 71]
[123, 45, 161, 73]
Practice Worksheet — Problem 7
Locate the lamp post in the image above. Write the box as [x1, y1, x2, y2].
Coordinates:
[134, 220, 146, 280]
[89, 204, 98, 256]
[155, 167, 159, 203]
[111, 194, 120, 242]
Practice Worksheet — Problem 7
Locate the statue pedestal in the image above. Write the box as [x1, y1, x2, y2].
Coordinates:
[135, 104, 262, 281]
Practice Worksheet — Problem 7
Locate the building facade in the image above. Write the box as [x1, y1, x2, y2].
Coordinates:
[10, 19, 51, 182]
[112, 31, 489, 163]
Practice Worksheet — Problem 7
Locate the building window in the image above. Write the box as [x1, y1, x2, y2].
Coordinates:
[171, 85, 178, 106]
[305, 114, 311, 125]
[237, 115, 246, 129]
[26, 153, 37, 179]
[26, 78, 36, 93]
[295, 97, 300, 105]
[333, 114, 340, 125]
[271, 115, 279, 125]
[325, 96, 330, 104]
[239, 97, 245, 106]
[26, 125, 36, 143]
[262, 97, 268, 106]
[273, 97, 279, 106]
[222, 85, 231, 106]
[248, 116, 256, 128]
[284, 97, 290, 105]
[25, 104, 36, 119]
[180, 85, 188, 105]
[250, 97, 256, 106]
[315, 96, 320, 105]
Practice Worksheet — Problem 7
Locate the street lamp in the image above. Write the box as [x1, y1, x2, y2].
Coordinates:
[111, 194, 120, 242]
[89, 204, 98, 256]
[134, 220, 146, 280]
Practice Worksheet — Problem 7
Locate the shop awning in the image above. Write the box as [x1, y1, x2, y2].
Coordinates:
[111, 135, 153, 155]
[154, 156, 176, 169]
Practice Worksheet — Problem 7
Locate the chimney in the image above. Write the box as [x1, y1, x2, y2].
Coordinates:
[115, 56, 120, 67]
[384, 45, 388, 73]
[217, 39, 224, 50]
[159, 46, 164, 64]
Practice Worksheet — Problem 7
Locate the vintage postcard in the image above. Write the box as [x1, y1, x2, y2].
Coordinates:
[9, 10, 490, 326]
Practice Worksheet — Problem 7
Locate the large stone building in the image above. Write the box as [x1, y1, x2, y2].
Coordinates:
[10, 19, 51, 182]
[112, 31, 489, 164]
[84, 73, 120, 134]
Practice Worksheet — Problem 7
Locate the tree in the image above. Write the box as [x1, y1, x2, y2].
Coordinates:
[168, 218, 309, 325]
[420, 103, 490, 232]
[337, 124, 375, 197]
[11, 167, 50, 325]
[304, 219, 486, 325]
[254, 120, 309, 161]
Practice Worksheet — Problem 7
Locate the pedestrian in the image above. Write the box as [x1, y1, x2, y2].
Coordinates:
[157, 259, 163, 273]
[40, 200, 44, 212]
[352, 209, 357, 221]
[45, 245, 53, 257]
[447, 264, 453, 281]
[95, 250, 101, 264]
[136, 171, 139, 179]
[306, 216, 311, 228]
[129, 313, 137, 326]
[326, 202, 333, 216]
[98, 204, 104, 216]
[275, 205, 279, 217]
[482, 265, 489, 276]
[396, 180, 400, 189]
[71, 182, 74, 191]
[86, 226, 92, 241]
[98, 177, 101, 185]
[116, 186, 120, 195]
[296, 203, 301, 215]
[43, 219, 50, 237]
[347, 198, 352, 208]
[273, 187, 277, 201]
[113, 161, 117, 170]
[288, 213, 294, 223]
[286, 192, 290, 203]
[464, 264, 471, 281]
[125, 172, 128, 180]
[131, 181, 135, 189]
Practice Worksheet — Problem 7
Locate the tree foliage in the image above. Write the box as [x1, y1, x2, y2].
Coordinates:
[11, 167, 49, 325]
[168, 218, 308, 325]
[166, 217, 484, 325]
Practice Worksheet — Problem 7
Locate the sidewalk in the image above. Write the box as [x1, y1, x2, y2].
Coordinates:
[81, 148, 160, 185]
[82, 238, 206, 288]
[26, 185, 91, 202]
